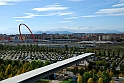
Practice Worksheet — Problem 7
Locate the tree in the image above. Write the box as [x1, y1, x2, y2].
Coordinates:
[87, 77, 93, 83]
[120, 66, 124, 71]
[21, 44, 26, 51]
[71, 66, 78, 76]
[119, 73, 123, 77]
[96, 62, 100, 71]
[110, 80, 114, 83]
[88, 62, 94, 70]
[83, 72, 90, 81]
[106, 69, 109, 73]
[79, 68, 85, 75]
[8, 74, 12, 78]
[36, 60, 44, 68]
[64, 44, 68, 54]
[122, 80, 124, 83]
[21, 67, 26, 73]
[77, 73, 82, 83]
[12, 65, 18, 76]
[12, 60, 19, 67]
[109, 70, 113, 77]
[112, 61, 116, 71]
[102, 71, 111, 83]
[103, 50, 106, 56]
[31, 60, 37, 69]
[97, 70, 102, 78]
[0, 64, 6, 72]
[4, 59, 12, 66]
[0, 44, 4, 50]
[92, 74, 98, 81]
[107, 50, 110, 56]
[0, 59, 4, 64]
[98, 77, 103, 83]
[5, 64, 12, 78]
[44, 60, 50, 66]
[92, 69, 96, 74]
[89, 70, 93, 77]
[16, 69, 21, 76]
[104, 63, 107, 70]
[112, 51, 115, 57]
[0, 72, 5, 81]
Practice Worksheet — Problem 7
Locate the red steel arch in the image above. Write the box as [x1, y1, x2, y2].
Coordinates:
[19, 23, 36, 42]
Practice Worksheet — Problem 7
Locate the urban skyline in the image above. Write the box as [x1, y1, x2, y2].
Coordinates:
[0, 0, 124, 34]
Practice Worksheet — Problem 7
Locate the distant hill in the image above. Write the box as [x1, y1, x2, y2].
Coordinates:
[32, 28, 122, 34]
[33, 31, 72, 34]
[45, 31, 72, 34]
[92, 29, 121, 33]
[33, 31, 44, 34]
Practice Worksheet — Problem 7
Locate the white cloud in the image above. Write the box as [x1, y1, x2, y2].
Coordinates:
[0, 0, 30, 2]
[46, 12, 73, 16]
[68, 0, 84, 2]
[48, 4, 62, 7]
[43, 12, 60, 16]
[64, 16, 78, 19]
[0, 1, 7, 5]
[121, 0, 124, 2]
[112, 0, 124, 7]
[95, 8, 124, 15]
[13, 12, 74, 19]
[81, 0, 124, 17]
[13, 13, 42, 18]
[113, 3, 124, 7]
[58, 12, 73, 16]
[82, 8, 124, 17]
[0, 1, 14, 5]
[32, 4, 68, 12]
[0, 0, 31, 5]
[107, 13, 124, 16]
[82, 15, 97, 18]
[59, 20, 72, 23]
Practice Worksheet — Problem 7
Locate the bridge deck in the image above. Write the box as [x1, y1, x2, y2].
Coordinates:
[0, 53, 94, 83]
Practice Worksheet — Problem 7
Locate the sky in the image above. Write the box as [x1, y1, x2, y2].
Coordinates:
[0, 0, 124, 34]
